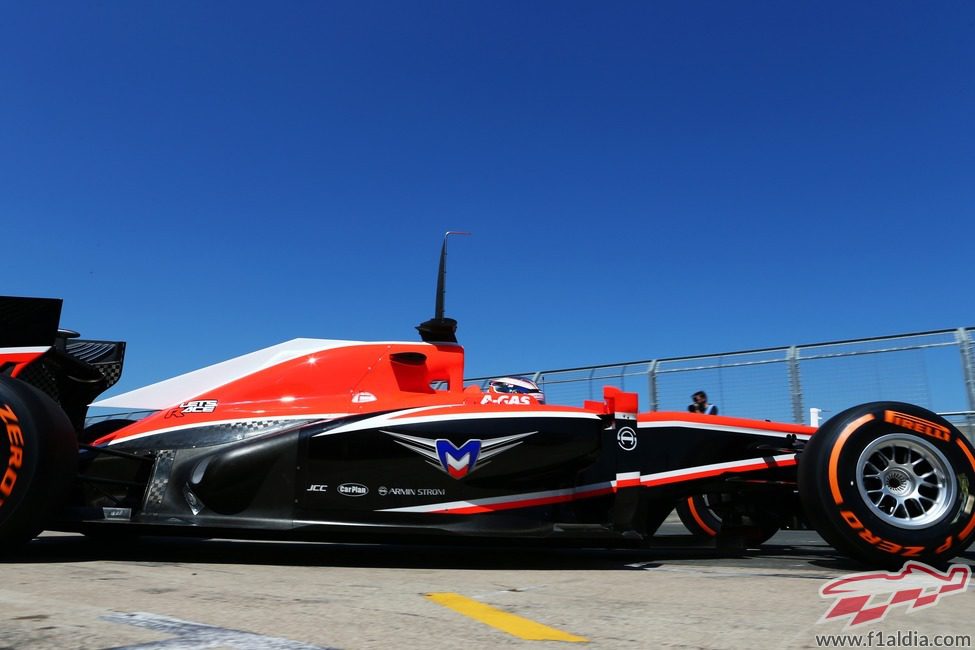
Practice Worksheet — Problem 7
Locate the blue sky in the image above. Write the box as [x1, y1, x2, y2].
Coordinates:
[2, 2, 973, 397]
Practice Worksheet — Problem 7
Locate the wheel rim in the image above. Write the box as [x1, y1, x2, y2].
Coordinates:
[856, 433, 956, 530]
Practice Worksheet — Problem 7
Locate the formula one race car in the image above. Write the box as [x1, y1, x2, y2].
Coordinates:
[2, 244, 974, 568]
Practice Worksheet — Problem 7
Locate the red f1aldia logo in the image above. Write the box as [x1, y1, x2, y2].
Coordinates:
[818, 561, 970, 628]
[382, 430, 536, 479]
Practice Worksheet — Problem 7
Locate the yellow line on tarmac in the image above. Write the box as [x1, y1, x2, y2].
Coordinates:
[426, 592, 588, 643]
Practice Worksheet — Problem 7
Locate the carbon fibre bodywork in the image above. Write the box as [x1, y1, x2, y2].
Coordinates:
[5, 279, 975, 567]
[68, 388, 810, 543]
[2, 295, 812, 546]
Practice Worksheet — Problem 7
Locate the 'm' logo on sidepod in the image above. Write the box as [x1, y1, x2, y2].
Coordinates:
[436, 439, 481, 479]
[382, 430, 536, 479]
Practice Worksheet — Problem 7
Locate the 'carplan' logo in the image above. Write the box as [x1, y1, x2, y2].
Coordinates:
[818, 561, 970, 628]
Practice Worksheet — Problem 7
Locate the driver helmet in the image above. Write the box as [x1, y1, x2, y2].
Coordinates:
[487, 376, 545, 403]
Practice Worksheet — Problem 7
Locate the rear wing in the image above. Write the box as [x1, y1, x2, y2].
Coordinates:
[0, 295, 62, 347]
[1, 296, 126, 431]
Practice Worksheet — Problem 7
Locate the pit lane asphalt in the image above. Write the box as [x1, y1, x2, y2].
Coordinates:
[1, 523, 973, 649]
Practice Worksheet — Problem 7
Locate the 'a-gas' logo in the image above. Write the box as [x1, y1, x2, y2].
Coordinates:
[480, 394, 532, 405]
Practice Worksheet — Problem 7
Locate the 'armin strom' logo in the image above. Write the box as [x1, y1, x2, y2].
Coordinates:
[382, 430, 536, 479]
[818, 561, 970, 628]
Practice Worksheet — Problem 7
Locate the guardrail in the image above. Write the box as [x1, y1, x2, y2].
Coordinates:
[85, 327, 975, 441]
[469, 327, 975, 429]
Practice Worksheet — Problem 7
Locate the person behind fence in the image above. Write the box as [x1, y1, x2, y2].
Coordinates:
[688, 390, 718, 415]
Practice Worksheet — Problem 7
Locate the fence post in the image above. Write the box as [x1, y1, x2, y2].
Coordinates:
[648, 360, 658, 412]
[957, 329, 975, 413]
[787, 346, 804, 424]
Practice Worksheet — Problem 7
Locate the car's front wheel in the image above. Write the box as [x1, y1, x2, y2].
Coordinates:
[798, 401, 975, 567]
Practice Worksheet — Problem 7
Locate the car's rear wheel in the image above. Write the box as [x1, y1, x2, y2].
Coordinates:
[677, 494, 722, 536]
[798, 401, 975, 567]
[677, 493, 780, 546]
[0, 376, 77, 552]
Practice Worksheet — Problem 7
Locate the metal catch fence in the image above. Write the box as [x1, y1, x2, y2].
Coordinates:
[469, 327, 975, 436]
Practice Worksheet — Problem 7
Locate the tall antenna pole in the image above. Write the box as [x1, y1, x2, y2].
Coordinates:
[417, 231, 470, 343]
[435, 231, 470, 321]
